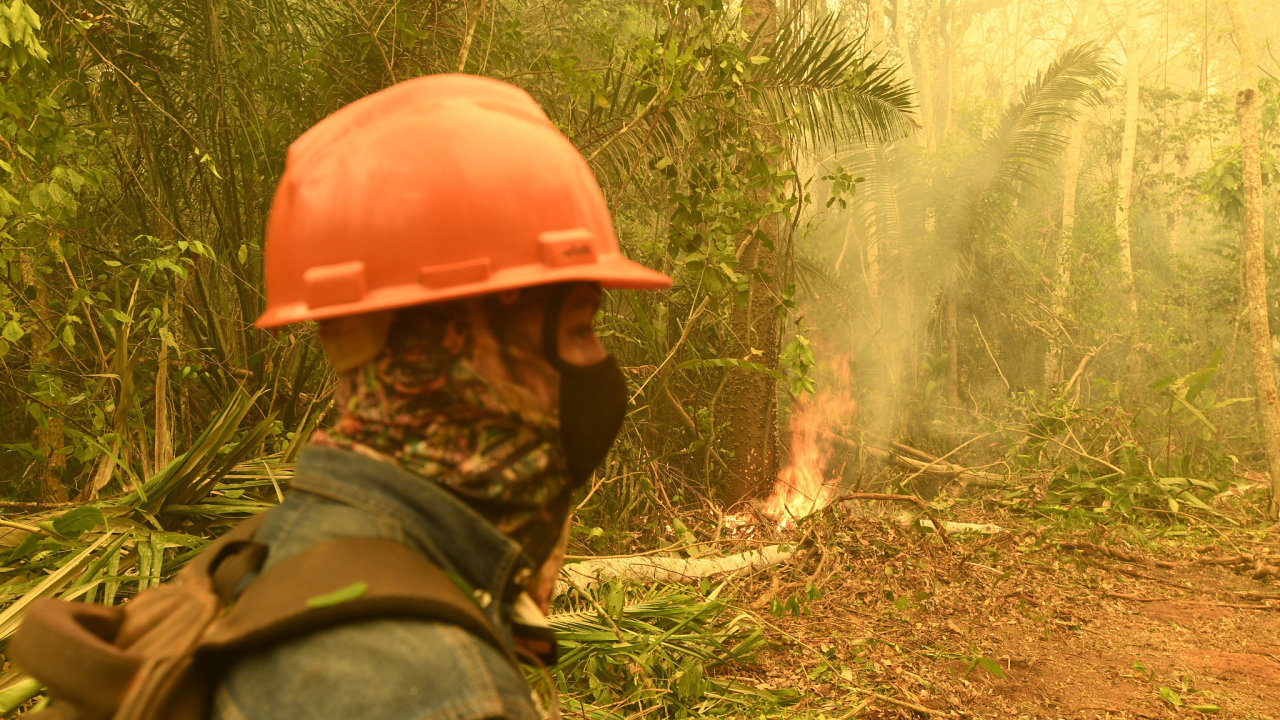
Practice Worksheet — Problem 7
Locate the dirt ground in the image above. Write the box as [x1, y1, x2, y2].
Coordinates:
[733, 508, 1280, 719]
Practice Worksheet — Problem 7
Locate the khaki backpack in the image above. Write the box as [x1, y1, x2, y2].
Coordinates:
[9, 515, 518, 720]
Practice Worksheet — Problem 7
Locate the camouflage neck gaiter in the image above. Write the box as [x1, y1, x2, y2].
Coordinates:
[312, 298, 573, 571]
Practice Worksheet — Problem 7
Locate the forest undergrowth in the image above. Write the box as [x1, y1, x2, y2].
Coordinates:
[3, 439, 1279, 719]
[559, 466, 1280, 720]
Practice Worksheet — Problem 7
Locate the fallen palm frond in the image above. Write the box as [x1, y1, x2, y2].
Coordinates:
[0, 391, 295, 697]
[549, 581, 786, 719]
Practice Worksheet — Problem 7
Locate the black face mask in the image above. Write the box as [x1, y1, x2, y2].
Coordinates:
[542, 284, 628, 487]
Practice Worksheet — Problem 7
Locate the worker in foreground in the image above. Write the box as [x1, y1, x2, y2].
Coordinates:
[216, 74, 671, 718]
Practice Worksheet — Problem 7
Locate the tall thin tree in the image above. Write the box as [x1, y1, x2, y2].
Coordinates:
[1114, 0, 1140, 318]
[1224, 0, 1280, 519]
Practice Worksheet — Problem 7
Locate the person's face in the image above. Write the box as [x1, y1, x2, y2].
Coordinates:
[555, 283, 606, 367]
[475, 283, 607, 411]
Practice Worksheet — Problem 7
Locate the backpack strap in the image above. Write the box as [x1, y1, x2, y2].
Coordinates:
[198, 536, 520, 670]
[9, 515, 271, 720]
[181, 513, 268, 594]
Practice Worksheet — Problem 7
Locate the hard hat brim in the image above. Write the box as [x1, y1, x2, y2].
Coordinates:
[254, 255, 671, 329]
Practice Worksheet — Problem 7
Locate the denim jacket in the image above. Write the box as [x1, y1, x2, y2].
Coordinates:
[210, 445, 544, 720]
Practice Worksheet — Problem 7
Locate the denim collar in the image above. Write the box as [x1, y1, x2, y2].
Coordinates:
[290, 444, 533, 605]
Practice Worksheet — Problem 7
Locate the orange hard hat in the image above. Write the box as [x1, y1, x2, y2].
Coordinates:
[255, 74, 671, 329]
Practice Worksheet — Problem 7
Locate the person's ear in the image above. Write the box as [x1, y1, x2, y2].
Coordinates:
[317, 311, 394, 372]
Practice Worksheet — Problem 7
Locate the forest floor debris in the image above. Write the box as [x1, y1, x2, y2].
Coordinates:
[691, 504, 1280, 719]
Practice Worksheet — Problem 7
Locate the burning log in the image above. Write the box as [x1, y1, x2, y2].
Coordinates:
[555, 545, 793, 596]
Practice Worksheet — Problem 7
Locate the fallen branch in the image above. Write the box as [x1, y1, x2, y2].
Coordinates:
[1235, 591, 1280, 601]
[1194, 552, 1280, 580]
[905, 517, 1003, 535]
[556, 545, 793, 596]
[1062, 341, 1108, 400]
[856, 687, 946, 717]
[831, 435, 1004, 488]
[1103, 592, 1278, 611]
[1058, 541, 1176, 569]
[0, 500, 76, 511]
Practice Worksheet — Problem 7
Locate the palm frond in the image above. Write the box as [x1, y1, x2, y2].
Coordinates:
[980, 42, 1118, 202]
[563, 8, 917, 187]
[751, 12, 918, 146]
[549, 581, 781, 719]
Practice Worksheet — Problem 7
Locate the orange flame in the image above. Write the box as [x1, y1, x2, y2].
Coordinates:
[762, 363, 857, 529]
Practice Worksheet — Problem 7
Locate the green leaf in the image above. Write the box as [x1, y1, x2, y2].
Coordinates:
[46, 181, 67, 207]
[970, 656, 1007, 679]
[0, 677, 43, 716]
[27, 183, 49, 209]
[50, 506, 107, 537]
[1159, 686, 1183, 707]
[306, 581, 368, 609]
[2, 319, 23, 342]
[1190, 704, 1219, 714]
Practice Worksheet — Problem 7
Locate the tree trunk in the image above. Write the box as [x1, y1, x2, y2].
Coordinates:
[915, 1, 938, 151]
[1170, 9, 1210, 258]
[935, 0, 954, 147]
[1114, 0, 1139, 318]
[1225, 0, 1280, 519]
[17, 250, 68, 504]
[864, 208, 881, 322]
[945, 285, 960, 409]
[723, 0, 782, 505]
[1043, 0, 1095, 388]
[891, 0, 924, 145]
[1045, 120, 1085, 387]
[867, 0, 884, 46]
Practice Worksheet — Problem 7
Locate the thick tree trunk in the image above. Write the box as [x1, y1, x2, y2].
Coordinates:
[723, 0, 782, 504]
[1225, 0, 1280, 519]
[1045, 120, 1085, 387]
[1114, 1, 1139, 318]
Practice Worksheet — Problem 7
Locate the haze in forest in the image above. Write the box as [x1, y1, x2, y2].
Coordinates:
[785, 0, 1280, 510]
